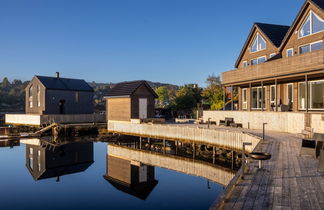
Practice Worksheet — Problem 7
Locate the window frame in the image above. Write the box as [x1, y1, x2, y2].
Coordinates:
[286, 48, 294, 57]
[298, 11, 324, 39]
[270, 85, 276, 108]
[287, 83, 294, 104]
[250, 33, 267, 53]
[242, 88, 247, 110]
[242, 61, 248, 68]
[299, 40, 323, 55]
[309, 79, 324, 110]
[251, 86, 266, 110]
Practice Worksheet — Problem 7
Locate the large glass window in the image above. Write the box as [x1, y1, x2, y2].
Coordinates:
[257, 56, 266, 64]
[251, 58, 258, 66]
[299, 41, 323, 54]
[250, 33, 266, 53]
[299, 82, 306, 110]
[299, 11, 324, 38]
[242, 88, 247, 110]
[270, 85, 276, 109]
[251, 87, 265, 109]
[310, 80, 324, 109]
[287, 83, 293, 110]
[251, 56, 266, 66]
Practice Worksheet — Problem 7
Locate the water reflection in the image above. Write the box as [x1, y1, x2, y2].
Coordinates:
[104, 155, 158, 200]
[22, 138, 94, 181]
[0, 139, 19, 148]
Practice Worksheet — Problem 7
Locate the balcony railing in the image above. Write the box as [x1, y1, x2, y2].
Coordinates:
[222, 49, 324, 85]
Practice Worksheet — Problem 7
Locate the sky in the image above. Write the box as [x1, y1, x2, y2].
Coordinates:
[0, 0, 305, 86]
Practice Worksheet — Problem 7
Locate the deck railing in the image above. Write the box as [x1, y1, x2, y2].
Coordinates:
[222, 49, 324, 85]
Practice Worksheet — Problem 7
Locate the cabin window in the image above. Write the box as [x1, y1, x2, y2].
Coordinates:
[299, 41, 323, 54]
[37, 86, 40, 107]
[75, 92, 79, 103]
[250, 33, 266, 53]
[251, 87, 265, 110]
[242, 88, 247, 110]
[242, 61, 247, 68]
[310, 80, 324, 110]
[250, 56, 266, 66]
[270, 53, 276, 58]
[299, 82, 306, 110]
[287, 48, 294, 57]
[29, 86, 33, 108]
[299, 11, 324, 38]
[270, 85, 276, 109]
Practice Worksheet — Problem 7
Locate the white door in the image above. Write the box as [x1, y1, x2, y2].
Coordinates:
[139, 98, 147, 119]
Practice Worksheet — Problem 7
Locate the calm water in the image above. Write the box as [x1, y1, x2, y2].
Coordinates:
[0, 138, 238, 210]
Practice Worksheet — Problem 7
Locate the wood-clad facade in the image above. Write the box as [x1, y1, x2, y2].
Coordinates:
[25, 74, 94, 115]
[222, 0, 324, 113]
[105, 81, 157, 122]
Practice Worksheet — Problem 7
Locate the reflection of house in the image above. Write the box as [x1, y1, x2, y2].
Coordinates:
[105, 80, 158, 122]
[0, 140, 19, 148]
[25, 72, 94, 115]
[104, 154, 158, 200]
[25, 141, 94, 181]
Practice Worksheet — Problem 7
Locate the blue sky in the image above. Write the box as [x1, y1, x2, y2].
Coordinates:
[0, 0, 304, 86]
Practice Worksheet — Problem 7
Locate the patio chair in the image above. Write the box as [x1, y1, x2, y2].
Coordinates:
[225, 118, 234, 126]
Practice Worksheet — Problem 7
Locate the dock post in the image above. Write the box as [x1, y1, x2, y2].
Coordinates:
[242, 142, 252, 179]
[163, 139, 166, 154]
[192, 143, 195, 159]
[139, 136, 142, 149]
[213, 146, 215, 164]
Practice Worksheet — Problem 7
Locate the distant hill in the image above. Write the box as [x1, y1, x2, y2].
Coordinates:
[0, 78, 179, 112]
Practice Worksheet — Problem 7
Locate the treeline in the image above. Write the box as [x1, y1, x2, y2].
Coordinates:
[155, 74, 224, 115]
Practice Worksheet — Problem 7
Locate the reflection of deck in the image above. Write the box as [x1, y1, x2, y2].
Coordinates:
[108, 144, 236, 186]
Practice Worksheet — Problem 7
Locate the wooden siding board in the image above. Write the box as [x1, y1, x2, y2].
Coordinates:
[107, 98, 131, 121]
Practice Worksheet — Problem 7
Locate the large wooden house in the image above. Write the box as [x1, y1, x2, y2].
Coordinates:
[105, 80, 158, 122]
[222, 0, 324, 113]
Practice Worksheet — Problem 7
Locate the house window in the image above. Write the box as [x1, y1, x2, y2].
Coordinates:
[287, 83, 293, 110]
[270, 53, 276, 58]
[287, 48, 294, 57]
[250, 33, 266, 53]
[299, 11, 324, 38]
[242, 61, 247, 68]
[29, 148, 33, 171]
[251, 87, 265, 109]
[75, 92, 79, 103]
[270, 85, 276, 109]
[242, 88, 247, 110]
[37, 86, 40, 107]
[299, 82, 306, 110]
[299, 41, 323, 54]
[29, 86, 33, 108]
[310, 80, 324, 110]
[251, 56, 266, 66]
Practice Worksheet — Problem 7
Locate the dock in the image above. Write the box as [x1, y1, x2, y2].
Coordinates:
[212, 129, 324, 210]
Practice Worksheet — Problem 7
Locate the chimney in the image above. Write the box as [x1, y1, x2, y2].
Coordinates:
[56, 72, 60, 79]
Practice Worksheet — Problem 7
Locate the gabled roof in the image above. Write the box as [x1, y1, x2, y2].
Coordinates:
[106, 80, 158, 98]
[35, 75, 93, 92]
[235, 23, 290, 68]
[279, 0, 324, 50]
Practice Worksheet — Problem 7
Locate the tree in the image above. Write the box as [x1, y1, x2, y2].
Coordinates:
[171, 84, 202, 110]
[1, 77, 10, 89]
[202, 74, 224, 110]
[156, 86, 170, 108]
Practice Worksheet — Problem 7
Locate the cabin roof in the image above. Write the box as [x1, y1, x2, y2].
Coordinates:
[106, 80, 158, 98]
[35, 76, 94, 92]
[235, 23, 290, 68]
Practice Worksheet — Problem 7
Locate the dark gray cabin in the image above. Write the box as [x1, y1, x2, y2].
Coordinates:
[25, 73, 94, 115]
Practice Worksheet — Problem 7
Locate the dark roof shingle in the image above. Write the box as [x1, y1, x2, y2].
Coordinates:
[255, 23, 290, 47]
[311, 0, 324, 10]
[36, 76, 93, 92]
[106, 80, 157, 97]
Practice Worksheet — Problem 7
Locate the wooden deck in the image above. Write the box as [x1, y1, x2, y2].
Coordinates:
[213, 130, 324, 210]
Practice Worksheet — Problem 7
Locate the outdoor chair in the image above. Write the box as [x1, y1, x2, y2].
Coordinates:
[225, 118, 234, 126]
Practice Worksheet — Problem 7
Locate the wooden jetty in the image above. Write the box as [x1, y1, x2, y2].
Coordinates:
[211, 129, 324, 210]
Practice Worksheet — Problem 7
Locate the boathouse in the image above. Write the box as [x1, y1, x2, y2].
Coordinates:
[203, 0, 324, 134]
[25, 72, 94, 115]
[5, 73, 106, 126]
[105, 80, 158, 122]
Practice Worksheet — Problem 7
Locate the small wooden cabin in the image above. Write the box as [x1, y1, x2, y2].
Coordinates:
[105, 80, 158, 121]
[25, 73, 94, 115]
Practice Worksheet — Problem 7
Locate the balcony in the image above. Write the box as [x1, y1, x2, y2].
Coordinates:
[222, 49, 324, 85]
